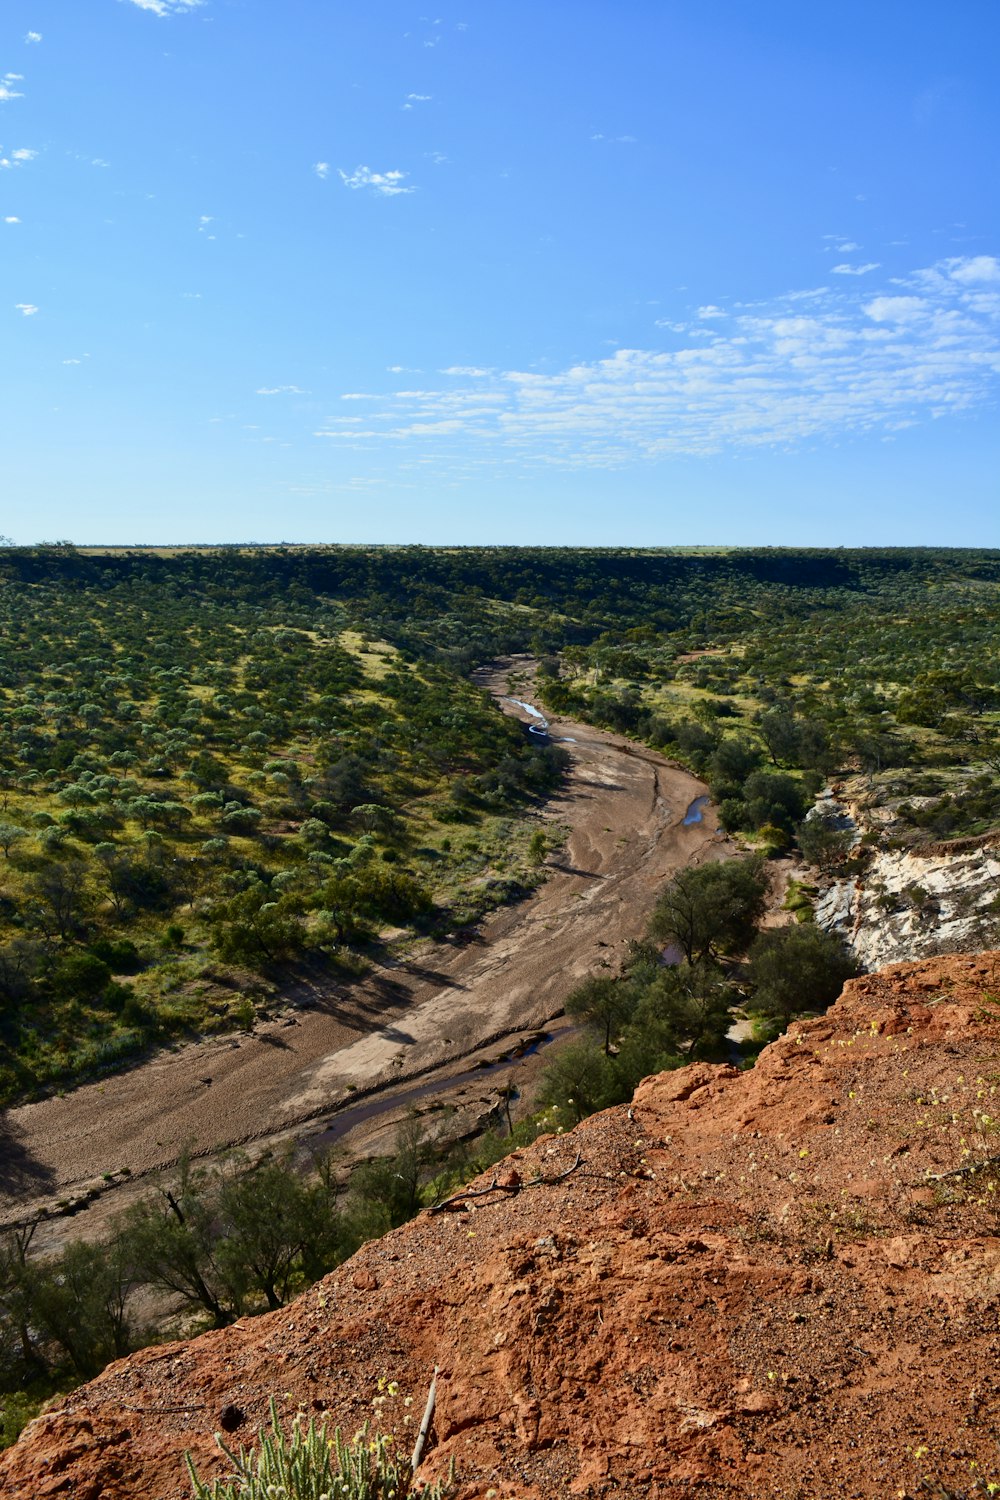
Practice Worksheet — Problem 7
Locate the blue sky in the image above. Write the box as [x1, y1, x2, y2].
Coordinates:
[2, 1, 999, 546]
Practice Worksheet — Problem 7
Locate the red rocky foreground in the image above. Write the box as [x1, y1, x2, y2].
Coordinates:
[4, 952, 1000, 1499]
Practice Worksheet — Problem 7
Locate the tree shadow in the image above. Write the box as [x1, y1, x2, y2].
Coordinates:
[278, 958, 412, 1026]
[376, 1025, 416, 1046]
[0, 1112, 56, 1196]
[388, 958, 467, 990]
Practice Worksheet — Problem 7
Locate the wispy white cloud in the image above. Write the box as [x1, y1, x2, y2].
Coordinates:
[945, 254, 1000, 285]
[24, 32, 42, 43]
[832, 261, 880, 276]
[590, 132, 636, 143]
[696, 304, 726, 319]
[311, 254, 1000, 465]
[863, 295, 927, 323]
[256, 385, 309, 395]
[120, 0, 203, 16]
[4, 215, 20, 223]
[15, 302, 37, 316]
[338, 165, 414, 196]
[1, 73, 25, 102]
[403, 93, 432, 109]
[314, 161, 329, 179]
[10, 147, 36, 162]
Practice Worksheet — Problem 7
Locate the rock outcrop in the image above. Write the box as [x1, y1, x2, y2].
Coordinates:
[4, 953, 1000, 1500]
[816, 843, 1000, 969]
[809, 784, 1000, 970]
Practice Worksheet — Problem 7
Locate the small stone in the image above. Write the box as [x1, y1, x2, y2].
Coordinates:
[739, 1391, 780, 1415]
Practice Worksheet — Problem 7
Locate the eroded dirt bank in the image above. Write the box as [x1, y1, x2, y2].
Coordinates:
[5, 951, 1000, 1500]
[1, 663, 726, 1230]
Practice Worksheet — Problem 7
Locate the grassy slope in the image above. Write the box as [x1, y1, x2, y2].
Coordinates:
[0, 569, 561, 1104]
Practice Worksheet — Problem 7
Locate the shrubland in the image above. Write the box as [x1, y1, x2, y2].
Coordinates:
[3, 542, 1000, 1445]
[0, 1108, 556, 1447]
[0, 548, 570, 1105]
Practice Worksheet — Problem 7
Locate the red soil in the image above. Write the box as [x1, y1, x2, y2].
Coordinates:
[4, 951, 1000, 1499]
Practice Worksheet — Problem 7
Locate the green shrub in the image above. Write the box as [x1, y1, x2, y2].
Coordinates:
[50, 952, 112, 1000]
[89, 937, 143, 973]
[185, 1398, 453, 1500]
[101, 980, 135, 1012]
[756, 822, 791, 855]
[0, 1386, 58, 1450]
[121, 993, 155, 1029]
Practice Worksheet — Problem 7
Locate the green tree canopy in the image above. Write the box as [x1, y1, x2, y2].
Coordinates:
[649, 855, 768, 964]
[746, 923, 859, 1020]
[795, 812, 854, 871]
[565, 974, 637, 1054]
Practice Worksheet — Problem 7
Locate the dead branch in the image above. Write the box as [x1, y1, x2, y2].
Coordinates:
[926, 1152, 1000, 1184]
[121, 1402, 207, 1415]
[411, 1364, 438, 1474]
[428, 1151, 583, 1215]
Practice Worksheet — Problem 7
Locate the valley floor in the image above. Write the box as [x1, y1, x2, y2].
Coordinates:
[0, 663, 729, 1240]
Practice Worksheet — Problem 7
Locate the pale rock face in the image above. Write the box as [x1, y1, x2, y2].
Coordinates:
[816, 845, 1000, 969]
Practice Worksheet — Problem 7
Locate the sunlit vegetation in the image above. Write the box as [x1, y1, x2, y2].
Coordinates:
[3, 543, 999, 1104]
[0, 838, 850, 1445]
[537, 855, 859, 1124]
[3, 544, 999, 1454]
[532, 549, 1000, 849]
[0, 547, 569, 1105]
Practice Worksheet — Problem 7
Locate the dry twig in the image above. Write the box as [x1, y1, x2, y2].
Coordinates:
[411, 1365, 438, 1474]
[428, 1151, 583, 1215]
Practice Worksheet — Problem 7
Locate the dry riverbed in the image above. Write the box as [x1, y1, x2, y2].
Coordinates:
[0, 660, 730, 1238]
